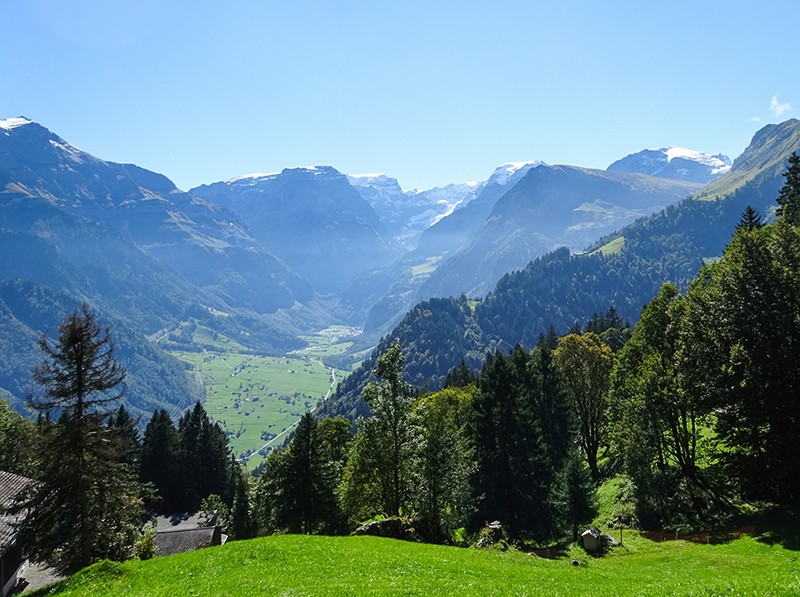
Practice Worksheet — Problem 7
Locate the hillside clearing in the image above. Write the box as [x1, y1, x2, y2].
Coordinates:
[28, 532, 800, 596]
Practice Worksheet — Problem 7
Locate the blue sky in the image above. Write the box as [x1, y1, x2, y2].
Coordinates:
[3, 1, 798, 191]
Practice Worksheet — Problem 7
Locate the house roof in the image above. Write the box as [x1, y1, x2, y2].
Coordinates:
[154, 511, 217, 533]
[0, 470, 34, 553]
[155, 527, 219, 557]
[151, 511, 223, 557]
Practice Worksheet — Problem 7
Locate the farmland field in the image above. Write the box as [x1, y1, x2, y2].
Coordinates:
[171, 325, 358, 467]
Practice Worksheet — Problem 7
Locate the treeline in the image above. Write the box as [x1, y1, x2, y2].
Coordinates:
[259, 322, 626, 544]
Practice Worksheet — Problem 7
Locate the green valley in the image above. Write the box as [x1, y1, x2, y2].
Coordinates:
[170, 325, 357, 466]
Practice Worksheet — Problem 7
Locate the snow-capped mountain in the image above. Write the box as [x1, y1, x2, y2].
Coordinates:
[485, 161, 546, 186]
[347, 173, 481, 248]
[607, 147, 731, 184]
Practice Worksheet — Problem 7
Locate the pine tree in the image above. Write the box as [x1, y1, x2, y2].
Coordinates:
[14, 304, 144, 573]
[230, 465, 256, 539]
[471, 346, 559, 541]
[736, 205, 763, 231]
[256, 412, 340, 534]
[109, 404, 141, 469]
[560, 449, 596, 543]
[776, 152, 800, 225]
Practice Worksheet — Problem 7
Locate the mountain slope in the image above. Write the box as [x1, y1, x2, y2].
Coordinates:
[0, 118, 315, 416]
[414, 161, 543, 258]
[420, 165, 701, 299]
[347, 173, 480, 249]
[0, 118, 312, 313]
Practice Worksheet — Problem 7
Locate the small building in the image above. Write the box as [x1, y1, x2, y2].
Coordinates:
[581, 527, 604, 552]
[153, 511, 227, 557]
[0, 470, 33, 597]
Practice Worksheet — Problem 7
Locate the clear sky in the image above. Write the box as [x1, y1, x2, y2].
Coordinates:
[2, 1, 798, 191]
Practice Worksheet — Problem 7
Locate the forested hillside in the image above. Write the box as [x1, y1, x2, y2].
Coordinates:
[322, 119, 800, 420]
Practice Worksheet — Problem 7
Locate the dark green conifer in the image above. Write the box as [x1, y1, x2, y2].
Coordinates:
[777, 152, 800, 225]
[736, 205, 763, 231]
[14, 305, 144, 573]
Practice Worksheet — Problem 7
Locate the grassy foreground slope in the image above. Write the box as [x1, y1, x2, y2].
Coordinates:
[30, 533, 799, 596]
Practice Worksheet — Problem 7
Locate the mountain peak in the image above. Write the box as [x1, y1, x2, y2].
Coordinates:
[0, 116, 34, 130]
[607, 147, 731, 183]
[488, 161, 545, 186]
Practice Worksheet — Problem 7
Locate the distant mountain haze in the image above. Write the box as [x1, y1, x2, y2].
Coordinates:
[191, 166, 404, 295]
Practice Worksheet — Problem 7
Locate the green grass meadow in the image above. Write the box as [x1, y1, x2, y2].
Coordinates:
[29, 531, 800, 596]
[170, 326, 355, 466]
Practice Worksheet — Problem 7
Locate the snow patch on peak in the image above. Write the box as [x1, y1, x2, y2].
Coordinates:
[0, 116, 34, 130]
[609, 147, 731, 183]
[349, 172, 387, 181]
[347, 173, 400, 189]
[226, 172, 281, 184]
[489, 160, 545, 186]
[663, 147, 730, 169]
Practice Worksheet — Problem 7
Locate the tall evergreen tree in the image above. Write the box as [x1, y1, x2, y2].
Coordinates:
[140, 408, 180, 513]
[256, 412, 340, 534]
[177, 402, 233, 511]
[471, 347, 559, 541]
[736, 205, 763, 231]
[776, 151, 800, 225]
[559, 449, 596, 543]
[13, 305, 144, 573]
[682, 221, 800, 502]
[229, 465, 256, 540]
[109, 404, 141, 469]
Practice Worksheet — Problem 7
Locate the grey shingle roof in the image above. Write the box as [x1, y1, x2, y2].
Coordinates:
[0, 470, 33, 554]
[155, 527, 219, 556]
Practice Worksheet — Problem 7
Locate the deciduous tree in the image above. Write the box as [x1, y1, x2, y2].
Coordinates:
[554, 333, 613, 480]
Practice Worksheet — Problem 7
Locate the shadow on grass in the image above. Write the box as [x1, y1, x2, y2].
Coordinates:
[752, 508, 800, 551]
[640, 507, 800, 550]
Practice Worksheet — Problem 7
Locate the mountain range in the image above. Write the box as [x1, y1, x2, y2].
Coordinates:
[6, 112, 791, 422]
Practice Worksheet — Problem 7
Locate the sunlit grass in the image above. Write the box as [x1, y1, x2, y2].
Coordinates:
[30, 532, 800, 596]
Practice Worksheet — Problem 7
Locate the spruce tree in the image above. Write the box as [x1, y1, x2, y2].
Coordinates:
[140, 408, 181, 513]
[471, 346, 558, 541]
[14, 304, 144, 573]
[736, 205, 763, 231]
[177, 402, 233, 511]
[776, 152, 800, 225]
[256, 412, 340, 534]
